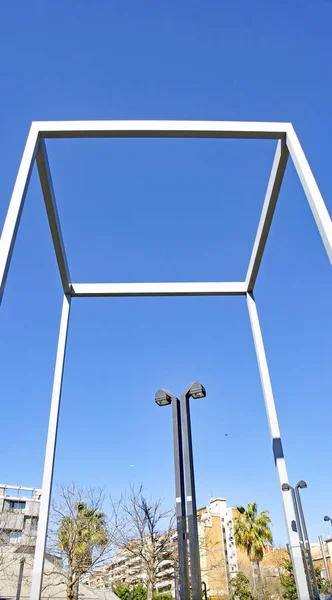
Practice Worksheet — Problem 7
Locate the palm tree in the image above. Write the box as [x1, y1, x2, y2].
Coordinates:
[234, 502, 273, 599]
[58, 501, 109, 600]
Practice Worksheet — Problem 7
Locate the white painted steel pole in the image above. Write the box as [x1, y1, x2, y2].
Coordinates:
[0, 125, 39, 303]
[30, 294, 71, 600]
[286, 126, 332, 264]
[247, 292, 310, 600]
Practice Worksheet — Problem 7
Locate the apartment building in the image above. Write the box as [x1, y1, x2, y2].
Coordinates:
[311, 538, 332, 580]
[0, 484, 41, 546]
[0, 484, 43, 600]
[84, 533, 177, 596]
[0, 483, 125, 600]
[198, 497, 253, 599]
[85, 497, 249, 599]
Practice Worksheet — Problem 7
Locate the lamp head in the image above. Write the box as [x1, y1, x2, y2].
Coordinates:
[187, 381, 206, 399]
[282, 483, 291, 492]
[324, 516, 331, 522]
[155, 389, 172, 407]
[297, 480, 307, 489]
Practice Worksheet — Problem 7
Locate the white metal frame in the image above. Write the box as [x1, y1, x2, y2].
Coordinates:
[1, 121, 331, 600]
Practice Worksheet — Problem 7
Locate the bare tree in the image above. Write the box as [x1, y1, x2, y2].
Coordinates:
[113, 486, 176, 600]
[48, 483, 120, 600]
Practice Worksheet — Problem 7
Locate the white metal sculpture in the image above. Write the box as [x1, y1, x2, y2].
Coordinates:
[0, 121, 331, 600]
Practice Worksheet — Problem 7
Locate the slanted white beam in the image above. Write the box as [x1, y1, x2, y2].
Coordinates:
[30, 294, 71, 600]
[34, 120, 289, 140]
[70, 281, 247, 297]
[247, 292, 310, 600]
[286, 125, 332, 264]
[36, 140, 71, 293]
[0, 124, 39, 303]
[246, 140, 289, 291]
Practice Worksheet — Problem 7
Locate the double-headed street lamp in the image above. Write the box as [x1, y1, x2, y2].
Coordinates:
[282, 481, 320, 600]
[295, 481, 320, 600]
[281, 483, 313, 599]
[155, 382, 206, 600]
[155, 389, 190, 600]
[321, 516, 332, 584]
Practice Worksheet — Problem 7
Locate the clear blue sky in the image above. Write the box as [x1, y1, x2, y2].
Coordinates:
[0, 0, 331, 547]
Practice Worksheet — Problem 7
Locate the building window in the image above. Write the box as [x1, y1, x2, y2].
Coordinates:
[9, 531, 22, 544]
[9, 501, 26, 511]
[24, 516, 38, 531]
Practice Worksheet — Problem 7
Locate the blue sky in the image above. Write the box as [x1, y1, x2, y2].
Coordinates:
[0, 0, 331, 547]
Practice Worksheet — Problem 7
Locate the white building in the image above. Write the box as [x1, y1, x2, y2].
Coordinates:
[0, 484, 41, 546]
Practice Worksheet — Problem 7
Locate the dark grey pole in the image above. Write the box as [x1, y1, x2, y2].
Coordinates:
[181, 392, 202, 600]
[295, 486, 320, 600]
[289, 487, 314, 600]
[16, 558, 25, 600]
[172, 397, 190, 600]
[318, 536, 330, 583]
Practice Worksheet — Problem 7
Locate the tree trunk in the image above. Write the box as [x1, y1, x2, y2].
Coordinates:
[67, 578, 75, 600]
[250, 561, 263, 600]
[147, 582, 153, 600]
[256, 562, 263, 600]
[73, 578, 79, 600]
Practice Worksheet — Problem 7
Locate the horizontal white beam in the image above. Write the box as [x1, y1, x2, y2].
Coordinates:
[0, 485, 42, 492]
[71, 281, 247, 297]
[246, 140, 289, 291]
[286, 126, 332, 264]
[36, 140, 71, 293]
[34, 120, 290, 140]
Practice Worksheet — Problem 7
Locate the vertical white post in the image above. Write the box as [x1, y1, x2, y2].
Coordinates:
[30, 294, 71, 600]
[0, 124, 39, 303]
[247, 292, 310, 600]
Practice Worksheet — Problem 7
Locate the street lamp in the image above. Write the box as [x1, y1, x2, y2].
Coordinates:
[155, 389, 190, 600]
[156, 382, 206, 600]
[181, 382, 206, 600]
[281, 483, 313, 600]
[295, 481, 320, 600]
[324, 516, 332, 526]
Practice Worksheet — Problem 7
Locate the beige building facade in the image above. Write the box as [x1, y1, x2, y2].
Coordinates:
[86, 497, 251, 599]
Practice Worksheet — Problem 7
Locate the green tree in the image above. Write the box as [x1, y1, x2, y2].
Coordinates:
[279, 558, 297, 600]
[234, 502, 273, 599]
[280, 556, 331, 600]
[112, 584, 172, 600]
[112, 583, 147, 600]
[54, 485, 111, 600]
[229, 573, 256, 600]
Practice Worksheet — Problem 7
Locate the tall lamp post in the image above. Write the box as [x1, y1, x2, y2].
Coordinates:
[181, 382, 206, 600]
[156, 382, 206, 600]
[322, 517, 332, 583]
[155, 389, 190, 600]
[282, 483, 313, 600]
[318, 536, 331, 584]
[295, 481, 320, 600]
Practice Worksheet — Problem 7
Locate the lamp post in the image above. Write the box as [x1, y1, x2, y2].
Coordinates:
[282, 483, 314, 600]
[295, 481, 320, 600]
[156, 382, 206, 600]
[155, 389, 190, 600]
[181, 382, 206, 600]
[318, 536, 331, 584]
